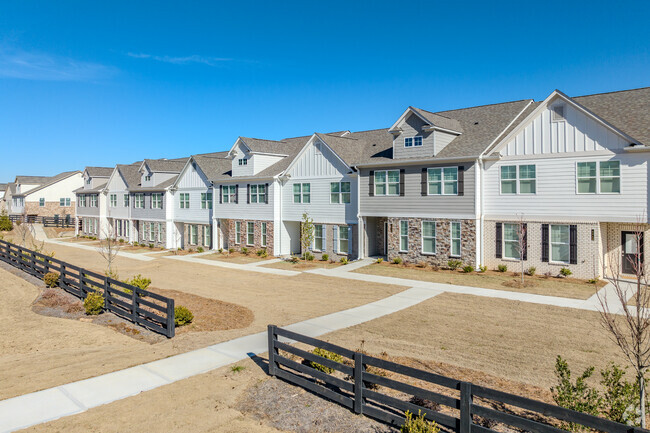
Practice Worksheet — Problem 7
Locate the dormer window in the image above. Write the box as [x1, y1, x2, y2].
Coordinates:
[551, 104, 565, 122]
[86, 178, 91, 185]
[238, 158, 248, 166]
[404, 136, 423, 148]
[144, 175, 151, 181]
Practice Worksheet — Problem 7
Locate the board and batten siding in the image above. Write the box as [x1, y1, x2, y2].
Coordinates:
[359, 162, 476, 218]
[283, 138, 358, 224]
[174, 162, 213, 223]
[212, 181, 275, 221]
[483, 154, 649, 222]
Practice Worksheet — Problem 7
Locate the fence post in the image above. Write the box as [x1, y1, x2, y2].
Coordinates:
[103, 276, 109, 310]
[166, 298, 175, 338]
[354, 351, 364, 414]
[60, 264, 66, 290]
[131, 285, 138, 323]
[78, 270, 85, 297]
[460, 382, 473, 433]
[268, 325, 277, 376]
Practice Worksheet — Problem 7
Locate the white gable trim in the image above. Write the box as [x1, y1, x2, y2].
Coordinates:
[280, 134, 352, 177]
[489, 90, 638, 155]
[227, 137, 251, 158]
[480, 100, 534, 157]
[170, 157, 210, 190]
[388, 106, 431, 133]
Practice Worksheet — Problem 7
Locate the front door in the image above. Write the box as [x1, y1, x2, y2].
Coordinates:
[622, 231, 644, 275]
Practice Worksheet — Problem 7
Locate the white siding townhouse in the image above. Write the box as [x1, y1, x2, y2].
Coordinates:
[9, 171, 83, 221]
[75, 166, 113, 237]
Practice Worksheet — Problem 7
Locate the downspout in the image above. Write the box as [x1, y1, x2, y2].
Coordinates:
[478, 157, 485, 267]
[355, 169, 363, 259]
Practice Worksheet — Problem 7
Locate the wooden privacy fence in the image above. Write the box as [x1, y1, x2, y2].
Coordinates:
[268, 325, 647, 433]
[0, 239, 175, 338]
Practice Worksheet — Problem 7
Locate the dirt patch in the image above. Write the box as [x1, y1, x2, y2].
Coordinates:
[44, 227, 74, 238]
[502, 279, 538, 289]
[262, 260, 343, 271]
[203, 252, 271, 264]
[239, 378, 396, 433]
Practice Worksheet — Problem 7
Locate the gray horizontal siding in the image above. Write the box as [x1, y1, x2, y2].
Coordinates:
[131, 192, 166, 220]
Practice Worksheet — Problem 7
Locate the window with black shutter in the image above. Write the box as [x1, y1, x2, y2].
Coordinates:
[457, 166, 465, 196]
[570, 225, 578, 264]
[541, 224, 549, 262]
[399, 169, 405, 197]
[421, 168, 427, 196]
[265, 183, 269, 204]
[368, 170, 374, 197]
[522, 223, 528, 261]
[495, 222, 502, 258]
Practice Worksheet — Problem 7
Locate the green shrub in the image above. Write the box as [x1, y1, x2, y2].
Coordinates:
[241, 247, 249, 255]
[340, 256, 348, 265]
[376, 258, 383, 264]
[118, 238, 125, 243]
[526, 266, 537, 276]
[83, 292, 104, 315]
[447, 259, 463, 270]
[148, 243, 154, 249]
[600, 363, 642, 425]
[43, 271, 60, 288]
[174, 305, 194, 326]
[133, 242, 139, 247]
[587, 278, 599, 284]
[304, 251, 314, 261]
[289, 255, 300, 263]
[228, 248, 234, 253]
[393, 257, 403, 265]
[321, 253, 329, 261]
[126, 274, 151, 291]
[0, 210, 13, 231]
[308, 348, 343, 373]
[197, 246, 204, 253]
[462, 265, 474, 273]
[551, 356, 601, 431]
[218, 248, 223, 253]
[91, 236, 97, 240]
[478, 265, 487, 273]
[256, 249, 264, 256]
[560, 267, 572, 277]
[257, 249, 268, 258]
[400, 410, 440, 433]
[497, 264, 508, 272]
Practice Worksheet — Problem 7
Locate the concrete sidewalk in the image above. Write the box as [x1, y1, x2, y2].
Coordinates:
[0, 286, 440, 432]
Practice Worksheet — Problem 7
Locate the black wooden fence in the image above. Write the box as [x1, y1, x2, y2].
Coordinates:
[8, 214, 78, 228]
[0, 239, 175, 337]
[268, 325, 648, 433]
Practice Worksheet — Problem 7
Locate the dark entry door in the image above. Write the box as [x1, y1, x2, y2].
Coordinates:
[622, 231, 644, 274]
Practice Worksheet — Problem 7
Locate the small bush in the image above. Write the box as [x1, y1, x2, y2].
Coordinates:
[393, 257, 403, 265]
[587, 278, 599, 284]
[376, 258, 383, 264]
[321, 253, 329, 261]
[478, 265, 487, 273]
[83, 292, 104, 315]
[133, 242, 139, 247]
[259, 249, 268, 258]
[256, 249, 264, 256]
[218, 248, 223, 253]
[497, 264, 508, 273]
[148, 243, 154, 249]
[174, 305, 194, 326]
[241, 247, 249, 255]
[560, 267, 572, 277]
[118, 238, 125, 243]
[551, 356, 601, 431]
[308, 348, 343, 373]
[447, 259, 463, 270]
[105, 269, 119, 280]
[43, 271, 60, 288]
[400, 410, 440, 433]
[127, 274, 151, 291]
[462, 265, 474, 273]
[289, 256, 299, 263]
[91, 236, 97, 240]
[600, 363, 642, 425]
[304, 251, 314, 261]
[197, 246, 204, 253]
[526, 266, 536, 276]
[0, 210, 13, 231]
[230, 365, 245, 373]
[340, 256, 349, 265]
[228, 248, 234, 253]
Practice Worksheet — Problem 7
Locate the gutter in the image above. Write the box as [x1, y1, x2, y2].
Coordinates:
[623, 145, 650, 153]
[353, 155, 480, 170]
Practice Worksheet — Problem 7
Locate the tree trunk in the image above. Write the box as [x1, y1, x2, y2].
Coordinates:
[640, 373, 646, 428]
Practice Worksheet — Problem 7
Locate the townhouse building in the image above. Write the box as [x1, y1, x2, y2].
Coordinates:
[0, 183, 7, 212]
[75, 167, 113, 237]
[9, 172, 83, 221]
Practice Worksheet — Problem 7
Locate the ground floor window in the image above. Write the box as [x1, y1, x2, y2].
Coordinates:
[261, 223, 267, 247]
[157, 223, 163, 243]
[247, 222, 255, 245]
[314, 224, 323, 251]
[451, 221, 461, 257]
[422, 221, 436, 254]
[399, 220, 409, 252]
[93, 219, 97, 235]
[150, 222, 155, 242]
[551, 224, 570, 263]
[235, 221, 241, 244]
[503, 223, 520, 259]
[338, 226, 350, 254]
[203, 225, 211, 247]
[116, 220, 122, 237]
[190, 225, 198, 245]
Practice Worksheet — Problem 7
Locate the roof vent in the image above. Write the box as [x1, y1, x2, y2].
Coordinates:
[474, 122, 479, 125]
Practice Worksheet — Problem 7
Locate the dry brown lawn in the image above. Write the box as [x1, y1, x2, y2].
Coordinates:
[261, 259, 343, 271]
[202, 252, 271, 264]
[354, 262, 603, 299]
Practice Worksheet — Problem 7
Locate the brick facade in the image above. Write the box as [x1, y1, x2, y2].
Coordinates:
[300, 223, 358, 260]
[136, 220, 166, 247]
[602, 222, 650, 278]
[384, 217, 476, 267]
[25, 201, 76, 218]
[226, 219, 274, 255]
[183, 223, 212, 250]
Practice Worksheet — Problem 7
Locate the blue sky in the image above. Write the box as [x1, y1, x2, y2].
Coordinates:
[0, 0, 648, 183]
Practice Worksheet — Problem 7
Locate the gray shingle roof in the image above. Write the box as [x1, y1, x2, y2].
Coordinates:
[0, 183, 6, 192]
[192, 153, 231, 182]
[15, 175, 53, 185]
[239, 137, 295, 155]
[143, 158, 188, 173]
[411, 107, 464, 133]
[116, 163, 142, 188]
[85, 166, 114, 177]
[14, 171, 81, 197]
[74, 180, 107, 194]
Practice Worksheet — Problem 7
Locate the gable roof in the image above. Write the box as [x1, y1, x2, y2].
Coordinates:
[15, 175, 53, 185]
[14, 171, 81, 197]
[116, 163, 143, 188]
[0, 183, 6, 192]
[85, 166, 114, 177]
[141, 158, 188, 173]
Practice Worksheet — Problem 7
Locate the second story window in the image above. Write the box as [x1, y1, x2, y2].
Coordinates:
[39, 198, 45, 207]
[238, 158, 247, 166]
[249, 184, 266, 203]
[404, 136, 423, 147]
[375, 170, 400, 196]
[123, 194, 129, 207]
[134, 193, 144, 209]
[501, 165, 536, 194]
[293, 183, 310, 204]
[59, 198, 71, 207]
[577, 161, 620, 194]
[144, 175, 151, 182]
[86, 178, 91, 185]
[330, 181, 351, 204]
[152, 193, 163, 209]
[201, 193, 213, 209]
[90, 195, 98, 207]
[79, 195, 86, 207]
[179, 193, 190, 209]
[222, 185, 237, 203]
[428, 167, 458, 195]
[110, 194, 117, 207]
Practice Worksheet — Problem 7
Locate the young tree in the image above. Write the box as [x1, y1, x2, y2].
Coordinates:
[300, 212, 314, 259]
[0, 209, 12, 231]
[598, 219, 650, 427]
[515, 215, 528, 285]
[98, 228, 122, 278]
[13, 211, 34, 247]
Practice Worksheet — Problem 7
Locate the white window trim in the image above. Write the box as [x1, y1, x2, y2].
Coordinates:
[261, 222, 267, 247]
[330, 181, 351, 204]
[312, 224, 324, 251]
[575, 160, 621, 195]
[374, 170, 400, 196]
[551, 104, 565, 122]
[550, 224, 571, 264]
[246, 222, 255, 246]
[249, 184, 266, 204]
[404, 136, 423, 148]
[203, 225, 211, 247]
[427, 167, 459, 196]
[201, 192, 213, 209]
[338, 225, 350, 255]
[293, 183, 310, 204]
[499, 164, 537, 195]
[152, 193, 163, 209]
[502, 222, 521, 260]
[399, 220, 409, 252]
[421, 220, 436, 255]
[235, 221, 241, 244]
[135, 194, 145, 209]
[450, 221, 461, 258]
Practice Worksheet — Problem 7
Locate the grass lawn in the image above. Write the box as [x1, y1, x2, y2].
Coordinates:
[202, 252, 271, 264]
[353, 262, 604, 299]
[260, 259, 344, 271]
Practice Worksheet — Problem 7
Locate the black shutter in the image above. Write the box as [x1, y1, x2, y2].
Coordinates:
[541, 224, 549, 262]
[368, 170, 374, 196]
[570, 225, 578, 265]
[495, 223, 502, 258]
[235, 184, 239, 204]
[219, 185, 223, 204]
[399, 169, 405, 197]
[457, 166, 465, 196]
[247, 184, 250, 204]
[421, 168, 427, 196]
[265, 183, 269, 204]
[522, 223, 528, 261]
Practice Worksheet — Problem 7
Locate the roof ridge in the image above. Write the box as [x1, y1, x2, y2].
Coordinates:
[412, 107, 456, 121]
[434, 98, 534, 113]
[573, 86, 650, 99]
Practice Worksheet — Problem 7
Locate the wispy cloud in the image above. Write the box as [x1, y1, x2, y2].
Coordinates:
[0, 46, 116, 81]
[126, 52, 233, 66]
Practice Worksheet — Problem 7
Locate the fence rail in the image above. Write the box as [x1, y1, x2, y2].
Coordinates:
[8, 214, 79, 228]
[0, 239, 175, 337]
[267, 325, 647, 433]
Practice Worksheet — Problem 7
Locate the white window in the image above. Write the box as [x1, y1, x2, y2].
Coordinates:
[578, 161, 621, 194]
[123, 194, 129, 207]
[134, 194, 144, 208]
[151, 193, 162, 209]
[261, 222, 267, 247]
[247, 222, 255, 245]
[223, 185, 237, 203]
[399, 220, 408, 252]
[79, 195, 86, 207]
[39, 198, 45, 207]
[203, 225, 211, 247]
[503, 223, 520, 260]
[338, 226, 350, 254]
[235, 221, 241, 244]
[157, 223, 163, 243]
[404, 136, 423, 147]
[201, 193, 213, 209]
[86, 178, 91, 185]
[93, 218, 97, 235]
[551, 224, 570, 263]
[59, 198, 71, 207]
[375, 170, 400, 196]
[314, 224, 324, 251]
[238, 158, 247, 166]
[110, 194, 117, 207]
[450, 221, 461, 257]
[599, 161, 620, 194]
[190, 225, 198, 245]
[249, 185, 266, 203]
[330, 182, 351, 204]
[125, 220, 130, 237]
[428, 167, 458, 195]
[501, 165, 536, 194]
[179, 193, 190, 209]
[551, 104, 565, 122]
[149, 222, 155, 242]
[293, 183, 310, 203]
[422, 221, 436, 254]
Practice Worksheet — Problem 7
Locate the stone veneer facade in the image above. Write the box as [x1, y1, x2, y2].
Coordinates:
[183, 223, 212, 250]
[226, 219, 274, 255]
[25, 201, 76, 218]
[301, 223, 358, 260]
[136, 220, 166, 248]
[385, 217, 476, 267]
[80, 217, 99, 237]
